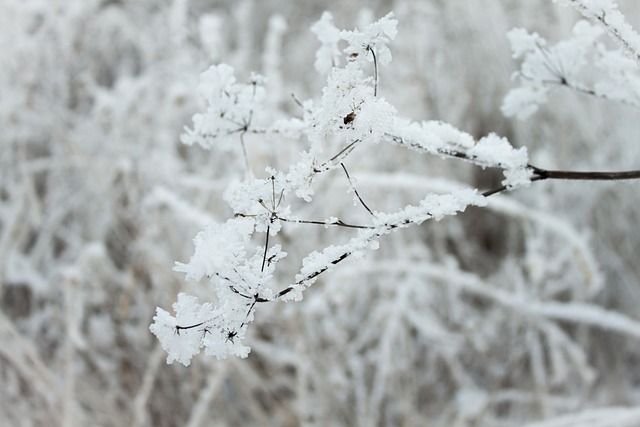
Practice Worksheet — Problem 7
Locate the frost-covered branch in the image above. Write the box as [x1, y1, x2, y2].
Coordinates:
[151, 10, 640, 366]
[557, 0, 640, 63]
[503, 19, 640, 118]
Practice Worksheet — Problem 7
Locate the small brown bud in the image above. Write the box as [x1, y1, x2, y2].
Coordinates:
[343, 112, 356, 125]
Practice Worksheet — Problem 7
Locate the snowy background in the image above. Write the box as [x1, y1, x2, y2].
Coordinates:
[2, 0, 640, 426]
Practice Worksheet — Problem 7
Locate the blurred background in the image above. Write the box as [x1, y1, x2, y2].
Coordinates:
[2, 0, 640, 426]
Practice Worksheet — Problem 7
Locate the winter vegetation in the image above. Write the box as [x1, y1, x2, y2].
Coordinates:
[2, 0, 640, 426]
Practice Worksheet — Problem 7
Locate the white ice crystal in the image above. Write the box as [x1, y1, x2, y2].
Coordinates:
[181, 64, 265, 150]
[311, 12, 342, 74]
[507, 27, 545, 59]
[501, 86, 549, 120]
[468, 134, 531, 189]
[150, 293, 216, 366]
[173, 217, 254, 282]
[340, 12, 398, 66]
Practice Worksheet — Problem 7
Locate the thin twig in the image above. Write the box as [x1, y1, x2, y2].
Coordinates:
[261, 226, 270, 272]
[341, 163, 375, 216]
[370, 46, 379, 97]
[482, 185, 509, 197]
[291, 93, 304, 109]
[329, 139, 361, 164]
[542, 78, 640, 109]
[239, 131, 252, 178]
[482, 165, 640, 197]
[311, 139, 362, 174]
[530, 165, 640, 181]
[281, 216, 374, 230]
